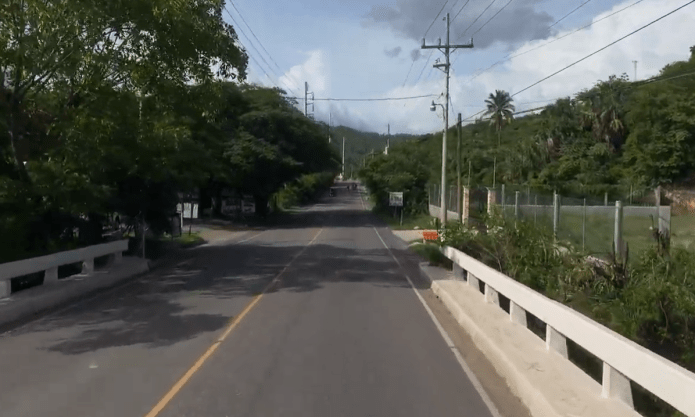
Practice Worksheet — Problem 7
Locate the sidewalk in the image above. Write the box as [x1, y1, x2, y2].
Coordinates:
[422, 268, 641, 417]
[392, 230, 427, 244]
[0, 257, 149, 331]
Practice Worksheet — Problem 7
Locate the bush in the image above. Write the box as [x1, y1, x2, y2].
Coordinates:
[439, 204, 695, 378]
[273, 171, 336, 210]
[441, 207, 594, 300]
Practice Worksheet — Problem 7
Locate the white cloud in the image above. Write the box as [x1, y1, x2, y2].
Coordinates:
[337, 0, 695, 135]
[242, 0, 695, 137]
[278, 50, 330, 99]
[458, 0, 695, 116]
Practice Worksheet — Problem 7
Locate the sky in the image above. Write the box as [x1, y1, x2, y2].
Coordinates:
[223, 0, 695, 135]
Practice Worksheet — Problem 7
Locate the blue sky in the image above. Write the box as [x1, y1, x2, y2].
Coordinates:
[224, 0, 695, 134]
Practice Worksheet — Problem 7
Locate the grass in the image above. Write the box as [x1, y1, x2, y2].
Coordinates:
[670, 213, 695, 250]
[495, 207, 695, 264]
[409, 242, 453, 269]
[172, 232, 206, 248]
[375, 211, 437, 230]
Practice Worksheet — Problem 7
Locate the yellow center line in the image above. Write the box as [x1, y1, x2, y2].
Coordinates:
[143, 227, 324, 417]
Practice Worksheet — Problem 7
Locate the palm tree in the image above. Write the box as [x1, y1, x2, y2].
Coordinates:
[575, 75, 629, 152]
[483, 90, 515, 188]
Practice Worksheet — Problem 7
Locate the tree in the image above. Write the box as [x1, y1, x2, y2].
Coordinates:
[1, 0, 248, 184]
[575, 74, 631, 152]
[483, 90, 515, 187]
[622, 74, 695, 188]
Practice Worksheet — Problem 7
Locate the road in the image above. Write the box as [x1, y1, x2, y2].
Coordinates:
[0, 182, 530, 417]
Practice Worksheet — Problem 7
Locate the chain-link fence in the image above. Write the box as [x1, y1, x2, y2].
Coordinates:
[428, 183, 672, 261]
[493, 184, 670, 260]
[665, 189, 695, 252]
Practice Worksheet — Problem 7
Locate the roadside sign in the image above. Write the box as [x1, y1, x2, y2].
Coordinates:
[242, 200, 255, 214]
[389, 192, 403, 207]
[182, 203, 199, 219]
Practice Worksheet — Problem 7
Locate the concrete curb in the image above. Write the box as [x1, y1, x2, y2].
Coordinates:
[422, 266, 640, 417]
[418, 261, 453, 286]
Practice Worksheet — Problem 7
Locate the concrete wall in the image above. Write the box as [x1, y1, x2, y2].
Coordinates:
[0, 240, 129, 298]
[429, 204, 461, 222]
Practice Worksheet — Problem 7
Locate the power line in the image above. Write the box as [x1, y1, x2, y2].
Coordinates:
[462, 0, 646, 80]
[424, 0, 450, 37]
[462, 68, 695, 124]
[285, 94, 440, 102]
[227, 2, 303, 95]
[223, 8, 284, 90]
[402, 60, 416, 87]
[457, 0, 498, 41]
[403, 0, 450, 86]
[451, 0, 471, 24]
[549, 0, 594, 29]
[413, 49, 436, 84]
[455, 0, 593, 66]
[223, 6, 300, 97]
[511, 0, 695, 98]
[472, 0, 514, 37]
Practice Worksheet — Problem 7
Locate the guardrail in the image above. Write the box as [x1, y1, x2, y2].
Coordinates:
[440, 245, 695, 417]
[0, 239, 130, 298]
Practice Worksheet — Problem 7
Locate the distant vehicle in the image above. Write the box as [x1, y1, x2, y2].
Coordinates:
[329, 188, 335, 197]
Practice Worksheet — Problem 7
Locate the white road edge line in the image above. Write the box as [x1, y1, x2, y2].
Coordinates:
[372, 226, 504, 417]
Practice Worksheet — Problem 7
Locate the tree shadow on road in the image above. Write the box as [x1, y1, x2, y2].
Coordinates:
[5, 230, 431, 356]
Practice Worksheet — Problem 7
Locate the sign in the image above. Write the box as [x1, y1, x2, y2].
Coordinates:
[242, 200, 255, 214]
[389, 192, 403, 207]
[183, 203, 199, 219]
[423, 230, 439, 241]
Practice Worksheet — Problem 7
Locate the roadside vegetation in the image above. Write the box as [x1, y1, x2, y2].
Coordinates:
[272, 172, 336, 211]
[356, 46, 695, 417]
[439, 210, 692, 417]
[0, 0, 340, 265]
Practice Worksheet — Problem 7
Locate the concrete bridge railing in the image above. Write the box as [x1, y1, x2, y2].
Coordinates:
[440, 245, 695, 417]
[0, 239, 130, 298]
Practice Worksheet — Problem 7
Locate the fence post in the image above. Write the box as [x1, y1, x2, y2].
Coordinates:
[534, 195, 538, 225]
[582, 198, 587, 252]
[615, 200, 624, 261]
[501, 184, 506, 216]
[487, 188, 497, 215]
[553, 192, 560, 239]
[605, 192, 608, 206]
[514, 191, 520, 219]
[462, 187, 470, 224]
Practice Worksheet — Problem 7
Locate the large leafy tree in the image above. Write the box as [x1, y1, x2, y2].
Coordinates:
[621, 49, 695, 188]
[1, 0, 247, 183]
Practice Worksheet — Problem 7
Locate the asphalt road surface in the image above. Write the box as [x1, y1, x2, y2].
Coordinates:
[0, 182, 531, 417]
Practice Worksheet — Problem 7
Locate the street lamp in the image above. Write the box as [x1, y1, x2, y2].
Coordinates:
[431, 100, 448, 224]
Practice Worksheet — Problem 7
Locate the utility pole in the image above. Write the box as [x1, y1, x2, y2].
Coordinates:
[456, 113, 462, 223]
[328, 113, 331, 143]
[422, 13, 473, 224]
[304, 81, 314, 119]
[342, 137, 345, 179]
[385, 124, 390, 155]
[632, 60, 638, 81]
